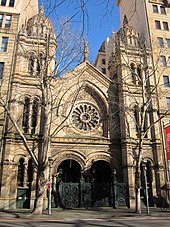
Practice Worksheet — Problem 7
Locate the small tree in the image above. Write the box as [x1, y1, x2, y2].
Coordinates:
[0, 8, 84, 214]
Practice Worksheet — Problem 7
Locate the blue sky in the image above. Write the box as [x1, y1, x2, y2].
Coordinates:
[39, 0, 120, 63]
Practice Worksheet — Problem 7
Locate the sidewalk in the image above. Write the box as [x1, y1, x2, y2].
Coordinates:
[0, 207, 170, 220]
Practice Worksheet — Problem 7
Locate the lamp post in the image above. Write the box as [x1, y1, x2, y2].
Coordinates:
[143, 160, 149, 214]
[48, 157, 53, 215]
[113, 169, 117, 209]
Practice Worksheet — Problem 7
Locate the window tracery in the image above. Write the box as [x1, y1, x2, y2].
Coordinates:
[72, 104, 100, 131]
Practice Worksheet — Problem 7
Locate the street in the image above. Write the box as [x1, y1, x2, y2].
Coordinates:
[0, 217, 170, 227]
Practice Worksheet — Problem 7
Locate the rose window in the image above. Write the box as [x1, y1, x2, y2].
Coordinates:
[72, 104, 99, 131]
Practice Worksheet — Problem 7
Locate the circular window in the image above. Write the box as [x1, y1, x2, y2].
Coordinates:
[72, 104, 99, 131]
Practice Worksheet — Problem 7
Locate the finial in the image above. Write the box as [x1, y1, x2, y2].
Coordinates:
[123, 15, 128, 27]
[83, 41, 89, 62]
[39, 3, 44, 14]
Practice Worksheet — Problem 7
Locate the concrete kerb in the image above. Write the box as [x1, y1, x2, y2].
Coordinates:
[0, 207, 170, 220]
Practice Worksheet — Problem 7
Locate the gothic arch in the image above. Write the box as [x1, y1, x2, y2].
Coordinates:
[52, 150, 86, 175]
[13, 154, 27, 165]
[57, 81, 109, 137]
[85, 153, 111, 170]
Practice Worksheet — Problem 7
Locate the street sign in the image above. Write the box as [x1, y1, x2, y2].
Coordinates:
[166, 182, 170, 190]
[46, 182, 51, 190]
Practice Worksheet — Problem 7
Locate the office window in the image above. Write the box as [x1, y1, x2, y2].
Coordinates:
[0, 37, 8, 52]
[0, 62, 4, 79]
[160, 56, 167, 66]
[166, 97, 170, 109]
[160, 6, 166, 14]
[5, 15, 12, 28]
[153, 5, 158, 13]
[155, 20, 161, 29]
[0, 14, 3, 27]
[163, 22, 169, 31]
[157, 37, 163, 47]
[9, 0, 14, 7]
[163, 76, 170, 87]
[0, 0, 6, 6]
[166, 39, 170, 48]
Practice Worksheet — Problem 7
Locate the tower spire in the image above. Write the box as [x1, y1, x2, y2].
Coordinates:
[39, 3, 44, 15]
[83, 41, 89, 62]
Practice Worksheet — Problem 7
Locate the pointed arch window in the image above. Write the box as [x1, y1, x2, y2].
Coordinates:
[36, 59, 41, 74]
[27, 159, 33, 184]
[28, 55, 34, 74]
[17, 158, 25, 187]
[31, 99, 39, 134]
[137, 66, 142, 84]
[143, 112, 148, 138]
[134, 106, 139, 135]
[130, 63, 136, 84]
[36, 54, 44, 74]
[22, 97, 30, 133]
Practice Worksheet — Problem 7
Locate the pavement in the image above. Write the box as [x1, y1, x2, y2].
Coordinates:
[0, 207, 170, 220]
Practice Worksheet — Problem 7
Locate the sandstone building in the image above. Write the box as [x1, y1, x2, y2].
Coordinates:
[0, 0, 168, 210]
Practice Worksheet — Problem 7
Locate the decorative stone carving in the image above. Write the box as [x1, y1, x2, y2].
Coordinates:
[72, 104, 99, 131]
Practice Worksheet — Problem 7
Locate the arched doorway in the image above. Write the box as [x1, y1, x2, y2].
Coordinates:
[16, 159, 33, 209]
[55, 159, 127, 208]
[55, 159, 116, 208]
[90, 160, 112, 183]
[56, 159, 82, 208]
[58, 159, 81, 182]
[90, 160, 112, 207]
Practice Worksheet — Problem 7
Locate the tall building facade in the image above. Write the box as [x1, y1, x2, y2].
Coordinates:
[116, 0, 170, 205]
[117, 0, 170, 127]
[0, 0, 38, 158]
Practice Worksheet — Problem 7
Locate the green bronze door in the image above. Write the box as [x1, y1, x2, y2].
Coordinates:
[16, 188, 30, 208]
[59, 182, 80, 208]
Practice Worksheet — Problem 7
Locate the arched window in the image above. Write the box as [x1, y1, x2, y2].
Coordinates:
[22, 97, 30, 133]
[28, 55, 34, 74]
[143, 113, 148, 138]
[27, 159, 33, 184]
[137, 66, 142, 84]
[31, 99, 39, 134]
[130, 63, 136, 84]
[36, 59, 41, 74]
[36, 54, 43, 74]
[17, 158, 25, 187]
[134, 106, 139, 135]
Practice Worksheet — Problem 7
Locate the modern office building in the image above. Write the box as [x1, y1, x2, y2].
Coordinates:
[117, 0, 170, 125]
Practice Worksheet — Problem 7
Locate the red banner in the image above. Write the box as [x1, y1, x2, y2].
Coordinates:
[165, 124, 170, 161]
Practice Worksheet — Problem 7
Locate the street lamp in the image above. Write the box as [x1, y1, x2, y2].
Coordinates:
[113, 169, 117, 209]
[143, 160, 149, 214]
[48, 157, 53, 215]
